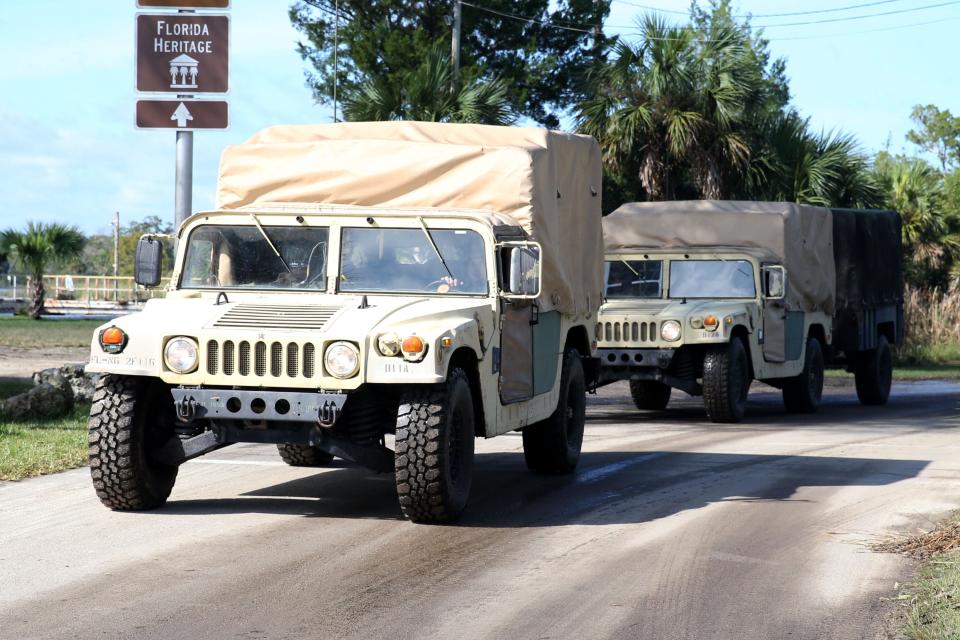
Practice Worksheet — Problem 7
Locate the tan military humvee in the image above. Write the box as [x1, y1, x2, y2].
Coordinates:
[86, 122, 603, 523]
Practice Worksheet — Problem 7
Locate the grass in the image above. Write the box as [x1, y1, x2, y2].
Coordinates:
[0, 404, 89, 481]
[0, 316, 101, 349]
[0, 377, 89, 481]
[825, 365, 960, 381]
[887, 513, 960, 640]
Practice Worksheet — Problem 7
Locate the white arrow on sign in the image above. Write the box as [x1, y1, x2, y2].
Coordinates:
[171, 103, 194, 127]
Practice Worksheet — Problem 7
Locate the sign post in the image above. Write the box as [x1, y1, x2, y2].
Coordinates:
[134, 4, 229, 235]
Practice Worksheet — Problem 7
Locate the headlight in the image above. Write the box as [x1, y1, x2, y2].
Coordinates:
[164, 337, 198, 373]
[660, 320, 682, 342]
[377, 332, 401, 357]
[324, 341, 360, 378]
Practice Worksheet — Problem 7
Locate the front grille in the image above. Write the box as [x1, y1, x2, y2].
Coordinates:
[213, 304, 342, 331]
[206, 339, 322, 381]
[598, 321, 657, 344]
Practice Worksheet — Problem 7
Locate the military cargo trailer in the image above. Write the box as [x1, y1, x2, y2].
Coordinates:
[86, 122, 604, 523]
[596, 201, 903, 422]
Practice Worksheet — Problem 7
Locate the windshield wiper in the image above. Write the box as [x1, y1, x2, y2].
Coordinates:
[620, 259, 639, 276]
[417, 217, 454, 280]
[250, 214, 291, 272]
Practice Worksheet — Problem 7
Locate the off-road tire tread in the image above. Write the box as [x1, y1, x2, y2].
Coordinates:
[522, 349, 586, 475]
[276, 444, 334, 467]
[702, 338, 749, 423]
[88, 374, 177, 510]
[629, 379, 671, 411]
[854, 335, 892, 406]
[782, 338, 824, 414]
[395, 368, 472, 523]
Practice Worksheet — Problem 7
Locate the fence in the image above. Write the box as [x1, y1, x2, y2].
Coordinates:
[0, 274, 169, 303]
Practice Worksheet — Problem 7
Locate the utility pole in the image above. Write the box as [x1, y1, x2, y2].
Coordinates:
[333, 0, 339, 122]
[451, 0, 461, 87]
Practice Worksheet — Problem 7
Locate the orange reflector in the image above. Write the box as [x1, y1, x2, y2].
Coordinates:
[703, 315, 719, 328]
[101, 327, 125, 344]
[441, 337, 453, 348]
[401, 335, 425, 354]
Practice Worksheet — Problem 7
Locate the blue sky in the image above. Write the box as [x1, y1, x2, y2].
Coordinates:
[1, 1, 957, 236]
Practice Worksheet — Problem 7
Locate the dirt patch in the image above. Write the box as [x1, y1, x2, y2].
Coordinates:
[0, 347, 88, 379]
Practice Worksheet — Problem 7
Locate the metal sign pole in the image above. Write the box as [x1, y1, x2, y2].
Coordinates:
[175, 129, 193, 234]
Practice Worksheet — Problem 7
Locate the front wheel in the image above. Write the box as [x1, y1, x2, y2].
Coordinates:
[782, 338, 825, 413]
[88, 375, 178, 510]
[629, 379, 671, 410]
[394, 368, 475, 523]
[702, 338, 751, 423]
[854, 335, 893, 406]
[523, 349, 586, 474]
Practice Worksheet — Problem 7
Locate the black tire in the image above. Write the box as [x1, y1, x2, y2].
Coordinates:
[854, 335, 893, 406]
[782, 338, 825, 413]
[702, 338, 751, 423]
[523, 349, 586, 474]
[88, 375, 178, 510]
[395, 368, 475, 523]
[276, 444, 334, 467]
[629, 379, 671, 410]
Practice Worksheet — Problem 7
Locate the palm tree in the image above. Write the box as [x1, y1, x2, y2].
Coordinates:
[342, 45, 514, 125]
[576, 15, 754, 201]
[0, 222, 85, 319]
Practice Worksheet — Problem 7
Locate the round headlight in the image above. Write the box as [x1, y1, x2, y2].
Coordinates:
[325, 341, 360, 378]
[660, 320, 682, 342]
[164, 337, 198, 373]
[377, 332, 401, 357]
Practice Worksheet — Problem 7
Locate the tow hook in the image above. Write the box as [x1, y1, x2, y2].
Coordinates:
[176, 394, 197, 422]
[318, 400, 341, 428]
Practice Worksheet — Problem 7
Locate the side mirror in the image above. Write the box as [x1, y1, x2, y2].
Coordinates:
[498, 241, 542, 299]
[761, 265, 786, 300]
[135, 236, 163, 287]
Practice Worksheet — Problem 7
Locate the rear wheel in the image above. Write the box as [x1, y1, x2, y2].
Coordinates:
[854, 335, 893, 406]
[276, 444, 334, 467]
[702, 338, 751, 423]
[394, 368, 475, 523]
[629, 379, 671, 410]
[783, 338, 825, 413]
[88, 375, 178, 510]
[523, 349, 586, 474]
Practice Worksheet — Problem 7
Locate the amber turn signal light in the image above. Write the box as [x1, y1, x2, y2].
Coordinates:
[703, 315, 719, 331]
[99, 326, 128, 354]
[401, 335, 427, 362]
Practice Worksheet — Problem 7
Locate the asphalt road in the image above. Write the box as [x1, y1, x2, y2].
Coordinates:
[2, 381, 959, 640]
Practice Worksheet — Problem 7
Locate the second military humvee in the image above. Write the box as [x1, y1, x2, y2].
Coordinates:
[596, 201, 903, 422]
[86, 122, 603, 522]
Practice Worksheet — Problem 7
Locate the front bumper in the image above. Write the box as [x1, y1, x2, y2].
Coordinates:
[599, 347, 676, 370]
[170, 387, 348, 425]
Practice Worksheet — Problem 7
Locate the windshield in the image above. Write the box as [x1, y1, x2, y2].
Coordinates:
[669, 260, 756, 298]
[180, 225, 330, 290]
[604, 260, 663, 298]
[339, 227, 488, 295]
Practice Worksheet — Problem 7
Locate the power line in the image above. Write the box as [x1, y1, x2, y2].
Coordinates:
[754, 0, 960, 28]
[612, 0, 910, 18]
[460, 1, 595, 33]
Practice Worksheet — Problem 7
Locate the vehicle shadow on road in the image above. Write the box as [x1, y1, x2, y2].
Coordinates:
[154, 449, 928, 528]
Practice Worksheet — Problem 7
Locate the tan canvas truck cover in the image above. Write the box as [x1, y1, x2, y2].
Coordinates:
[215, 121, 604, 316]
[603, 200, 836, 314]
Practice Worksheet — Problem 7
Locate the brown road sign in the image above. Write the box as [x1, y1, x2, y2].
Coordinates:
[136, 100, 229, 130]
[136, 13, 229, 93]
[137, 1, 229, 8]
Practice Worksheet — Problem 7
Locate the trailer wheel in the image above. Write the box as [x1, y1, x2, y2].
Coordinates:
[395, 368, 475, 523]
[782, 338, 824, 413]
[276, 444, 334, 467]
[629, 379, 671, 410]
[523, 349, 586, 474]
[702, 338, 751, 423]
[854, 335, 893, 406]
[88, 375, 178, 510]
